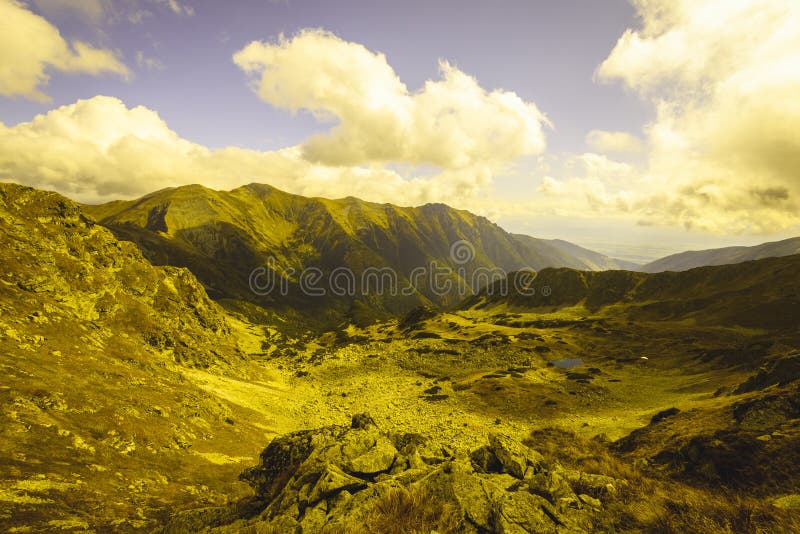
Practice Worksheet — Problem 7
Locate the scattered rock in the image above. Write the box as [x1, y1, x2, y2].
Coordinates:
[351, 413, 376, 429]
[566, 372, 594, 381]
[489, 432, 546, 479]
[413, 331, 442, 339]
[345, 436, 397, 475]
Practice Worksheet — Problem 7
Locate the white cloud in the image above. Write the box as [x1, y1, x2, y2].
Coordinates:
[0, 0, 129, 101]
[0, 95, 495, 206]
[585, 129, 643, 154]
[529, 152, 639, 216]
[233, 29, 550, 169]
[598, 0, 800, 233]
[0, 30, 553, 212]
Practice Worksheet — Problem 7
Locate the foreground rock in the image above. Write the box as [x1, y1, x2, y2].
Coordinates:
[161, 414, 613, 533]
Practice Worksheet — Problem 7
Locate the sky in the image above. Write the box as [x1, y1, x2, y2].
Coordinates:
[1, 0, 799, 261]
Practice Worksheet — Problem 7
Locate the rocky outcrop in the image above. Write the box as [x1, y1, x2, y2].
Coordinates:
[0, 183, 238, 367]
[734, 352, 800, 394]
[162, 414, 615, 533]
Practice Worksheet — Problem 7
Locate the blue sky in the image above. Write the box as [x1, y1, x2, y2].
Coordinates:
[1, 0, 798, 260]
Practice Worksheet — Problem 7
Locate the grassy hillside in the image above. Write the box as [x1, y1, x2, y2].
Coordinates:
[465, 254, 800, 330]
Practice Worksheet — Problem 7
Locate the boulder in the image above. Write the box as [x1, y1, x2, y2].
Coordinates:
[489, 432, 547, 479]
[345, 435, 397, 475]
[307, 464, 366, 504]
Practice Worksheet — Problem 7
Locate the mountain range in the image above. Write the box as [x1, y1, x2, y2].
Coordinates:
[638, 237, 800, 273]
[84, 183, 636, 326]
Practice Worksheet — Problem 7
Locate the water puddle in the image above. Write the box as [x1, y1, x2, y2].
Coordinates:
[549, 358, 584, 369]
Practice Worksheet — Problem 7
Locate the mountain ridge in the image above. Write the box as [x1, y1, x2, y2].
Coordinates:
[639, 236, 800, 273]
[83, 182, 635, 326]
[465, 254, 800, 330]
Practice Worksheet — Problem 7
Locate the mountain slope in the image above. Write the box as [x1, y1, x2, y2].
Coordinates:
[640, 237, 800, 273]
[513, 234, 640, 271]
[465, 254, 800, 330]
[84, 183, 630, 325]
[0, 183, 282, 530]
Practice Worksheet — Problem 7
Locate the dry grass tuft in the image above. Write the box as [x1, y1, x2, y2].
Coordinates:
[361, 485, 462, 534]
[527, 427, 800, 533]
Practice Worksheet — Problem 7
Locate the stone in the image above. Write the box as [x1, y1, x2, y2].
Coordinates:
[493, 490, 563, 534]
[578, 494, 602, 508]
[345, 435, 397, 475]
[307, 464, 367, 505]
[164, 416, 607, 533]
[300, 500, 328, 532]
[470, 445, 502, 473]
[563, 470, 626, 497]
[528, 470, 576, 504]
[351, 413, 376, 429]
[489, 433, 546, 479]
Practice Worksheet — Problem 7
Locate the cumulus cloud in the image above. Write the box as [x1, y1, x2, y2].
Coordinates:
[0, 0, 129, 101]
[0, 95, 495, 205]
[531, 153, 639, 216]
[585, 129, 642, 154]
[233, 29, 550, 169]
[597, 0, 800, 233]
[0, 30, 552, 210]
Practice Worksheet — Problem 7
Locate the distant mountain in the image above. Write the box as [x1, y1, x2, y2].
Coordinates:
[84, 183, 629, 325]
[513, 235, 640, 271]
[639, 237, 800, 273]
[465, 254, 800, 330]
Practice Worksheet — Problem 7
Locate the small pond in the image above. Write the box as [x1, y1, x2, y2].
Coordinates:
[549, 358, 584, 369]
